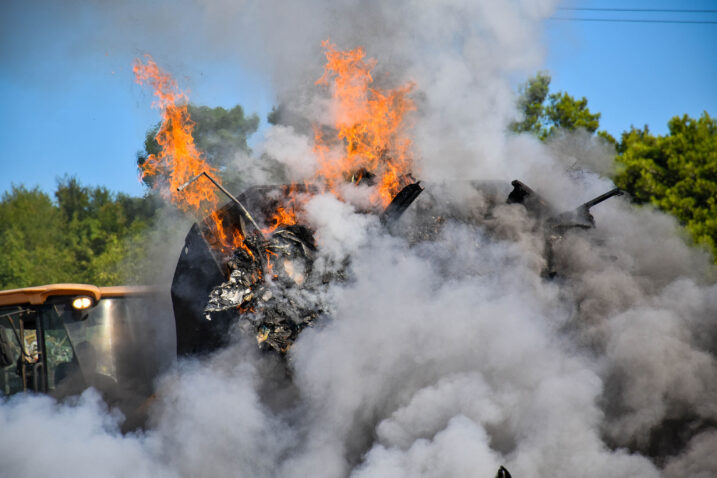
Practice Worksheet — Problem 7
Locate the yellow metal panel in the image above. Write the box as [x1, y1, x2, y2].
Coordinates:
[0, 284, 102, 306]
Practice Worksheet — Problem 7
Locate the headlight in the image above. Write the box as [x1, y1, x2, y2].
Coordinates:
[72, 296, 94, 310]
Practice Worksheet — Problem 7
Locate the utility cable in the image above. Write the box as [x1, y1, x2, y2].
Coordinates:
[550, 18, 717, 24]
[558, 8, 717, 14]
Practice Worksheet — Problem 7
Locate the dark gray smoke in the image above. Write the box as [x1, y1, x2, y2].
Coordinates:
[2, 1, 717, 477]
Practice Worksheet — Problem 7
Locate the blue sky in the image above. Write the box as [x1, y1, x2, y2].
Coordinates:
[1, 0, 715, 198]
[545, 1, 717, 139]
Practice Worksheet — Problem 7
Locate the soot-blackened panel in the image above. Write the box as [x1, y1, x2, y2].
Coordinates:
[171, 223, 230, 356]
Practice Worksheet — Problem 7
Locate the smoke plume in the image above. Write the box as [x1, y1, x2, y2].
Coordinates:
[2, 1, 717, 477]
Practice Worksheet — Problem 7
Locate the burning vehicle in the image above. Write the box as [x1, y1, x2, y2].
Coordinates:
[5, 0, 717, 471]
[2, 42, 663, 478]
[21, 33, 717, 477]
[171, 174, 426, 356]
[132, 52, 624, 360]
[133, 48, 436, 358]
[2, 46, 624, 437]
[0, 175, 622, 457]
[169, 173, 622, 358]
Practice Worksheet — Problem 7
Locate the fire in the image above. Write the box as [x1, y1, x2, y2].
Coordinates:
[262, 183, 307, 234]
[133, 55, 220, 214]
[314, 40, 416, 207]
[134, 55, 254, 254]
[133, 42, 418, 264]
[267, 206, 297, 232]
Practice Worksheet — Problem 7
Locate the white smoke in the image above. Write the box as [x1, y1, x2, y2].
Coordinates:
[0, 390, 168, 478]
[3, 1, 717, 477]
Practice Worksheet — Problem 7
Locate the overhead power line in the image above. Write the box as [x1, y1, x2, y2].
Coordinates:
[558, 8, 717, 14]
[550, 17, 717, 24]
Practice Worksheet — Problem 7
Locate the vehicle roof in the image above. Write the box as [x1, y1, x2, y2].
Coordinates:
[0, 284, 157, 307]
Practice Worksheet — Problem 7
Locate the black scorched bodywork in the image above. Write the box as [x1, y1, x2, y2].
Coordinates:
[171, 179, 620, 355]
[170, 182, 424, 356]
[171, 185, 311, 355]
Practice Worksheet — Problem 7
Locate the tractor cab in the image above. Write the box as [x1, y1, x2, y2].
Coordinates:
[0, 284, 174, 417]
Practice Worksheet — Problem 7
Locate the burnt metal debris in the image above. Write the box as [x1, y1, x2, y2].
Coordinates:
[495, 466, 512, 478]
[508, 179, 623, 276]
[185, 181, 424, 355]
[204, 224, 320, 354]
[381, 181, 424, 226]
[548, 187, 623, 232]
[508, 179, 623, 231]
[507, 180, 555, 219]
[171, 177, 622, 356]
[177, 171, 265, 237]
[171, 184, 315, 356]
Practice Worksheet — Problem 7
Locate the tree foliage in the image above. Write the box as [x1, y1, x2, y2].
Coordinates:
[614, 113, 717, 256]
[513, 73, 716, 261]
[0, 178, 158, 289]
[0, 186, 71, 288]
[511, 72, 608, 142]
[1, 103, 260, 289]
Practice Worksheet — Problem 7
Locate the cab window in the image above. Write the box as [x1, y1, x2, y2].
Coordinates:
[0, 307, 44, 395]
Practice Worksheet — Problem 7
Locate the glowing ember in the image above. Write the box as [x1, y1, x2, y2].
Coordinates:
[266, 206, 297, 233]
[314, 40, 416, 207]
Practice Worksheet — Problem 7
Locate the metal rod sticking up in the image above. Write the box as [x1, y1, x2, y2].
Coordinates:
[177, 171, 264, 237]
[580, 187, 624, 210]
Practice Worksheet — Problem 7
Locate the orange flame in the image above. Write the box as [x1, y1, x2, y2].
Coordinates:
[133, 43, 417, 264]
[314, 41, 416, 207]
[134, 56, 250, 255]
[262, 183, 306, 234]
[133, 55, 220, 214]
[267, 206, 297, 232]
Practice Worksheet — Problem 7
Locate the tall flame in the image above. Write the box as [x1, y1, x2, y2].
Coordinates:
[314, 40, 416, 207]
[133, 44, 417, 258]
[133, 55, 220, 214]
[134, 56, 248, 254]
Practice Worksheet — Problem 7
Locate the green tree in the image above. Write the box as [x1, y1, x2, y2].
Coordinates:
[0, 178, 159, 289]
[513, 74, 716, 262]
[137, 104, 260, 191]
[511, 72, 609, 142]
[512, 72, 551, 137]
[614, 113, 717, 257]
[56, 177, 159, 284]
[0, 186, 73, 288]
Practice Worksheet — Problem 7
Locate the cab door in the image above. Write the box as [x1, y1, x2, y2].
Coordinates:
[0, 307, 45, 395]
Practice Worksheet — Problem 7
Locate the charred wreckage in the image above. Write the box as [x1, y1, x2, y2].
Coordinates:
[167, 173, 621, 478]
[170, 172, 622, 357]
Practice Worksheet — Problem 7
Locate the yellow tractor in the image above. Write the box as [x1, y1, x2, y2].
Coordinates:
[0, 284, 175, 425]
